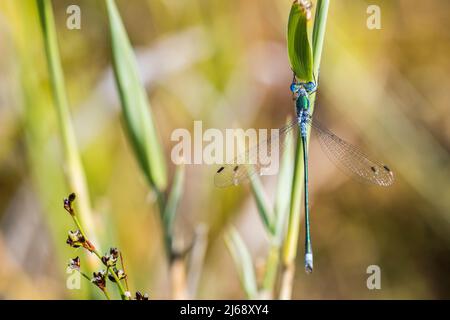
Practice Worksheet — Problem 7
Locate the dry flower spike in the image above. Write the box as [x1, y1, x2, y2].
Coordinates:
[92, 270, 107, 290]
[108, 269, 127, 282]
[68, 256, 81, 271]
[135, 291, 149, 300]
[63, 193, 76, 215]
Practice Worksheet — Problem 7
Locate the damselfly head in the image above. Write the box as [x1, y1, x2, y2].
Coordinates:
[290, 82, 300, 94]
[290, 82, 302, 100]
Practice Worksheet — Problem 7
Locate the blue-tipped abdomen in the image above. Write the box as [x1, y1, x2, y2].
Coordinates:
[305, 253, 313, 273]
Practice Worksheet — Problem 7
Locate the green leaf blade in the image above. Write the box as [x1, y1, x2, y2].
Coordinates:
[224, 227, 258, 299]
[287, 1, 313, 82]
[163, 164, 185, 252]
[106, 0, 167, 192]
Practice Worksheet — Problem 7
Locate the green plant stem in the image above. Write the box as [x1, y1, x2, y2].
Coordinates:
[162, 164, 184, 260]
[72, 216, 87, 240]
[119, 252, 130, 292]
[102, 289, 112, 300]
[250, 177, 275, 235]
[37, 0, 98, 248]
[261, 240, 280, 297]
[104, 265, 126, 300]
[312, 0, 329, 77]
[225, 227, 258, 299]
[280, 0, 329, 300]
[108, 265, 129, 299]
[79, 270, 91, 281]
[259, 119, 294, 297]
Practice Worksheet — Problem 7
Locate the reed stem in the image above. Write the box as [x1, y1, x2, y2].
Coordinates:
[37, 0, 99, 251]
[280, 0, 329, 300]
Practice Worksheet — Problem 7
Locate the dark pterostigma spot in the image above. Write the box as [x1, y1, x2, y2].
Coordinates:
[383, 165, 391, 172]
[217, 167, 225, 173]
[371, 166, 377, 173]
[233, 166, 239, 172]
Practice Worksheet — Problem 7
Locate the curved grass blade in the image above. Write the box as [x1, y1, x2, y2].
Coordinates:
[224, 227, 258, 299]
[307, 116, 395, 186]
[287, 1, 313, 82]
[214, 120, 298, 188]
[106, 0, 167, 192]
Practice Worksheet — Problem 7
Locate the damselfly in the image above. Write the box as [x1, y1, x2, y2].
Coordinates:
[215, 75, 394, 272]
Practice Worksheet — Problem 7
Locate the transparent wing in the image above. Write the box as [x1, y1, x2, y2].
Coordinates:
[307, 117, 394, 187]
[214, 120, 298, 188]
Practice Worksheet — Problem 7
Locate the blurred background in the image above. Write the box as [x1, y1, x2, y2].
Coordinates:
[0, 0, 449, 299]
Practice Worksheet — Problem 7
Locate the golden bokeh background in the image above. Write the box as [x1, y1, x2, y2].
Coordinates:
[0, 0, 449, 299]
